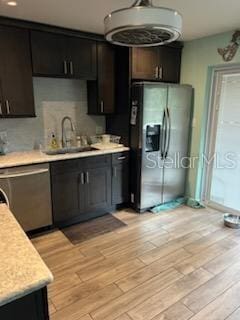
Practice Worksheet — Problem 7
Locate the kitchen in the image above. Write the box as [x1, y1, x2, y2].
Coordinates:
[0, 0, 240, 319]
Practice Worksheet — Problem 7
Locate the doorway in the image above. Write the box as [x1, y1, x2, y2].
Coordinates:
[203, 65, 240, 214]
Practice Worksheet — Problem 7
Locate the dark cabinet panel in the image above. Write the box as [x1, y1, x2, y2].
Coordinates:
[0, 288, 49, 320]
[112, 152, 129, 205]
[85, 154, 111, 169]
[131, 45, 182, 83]
[112, 163, 129, 205]
[88, 43, 115, 114]
[31, 31, 97, 80]
[85, 167, 112, 212]
[51, 171, 83, 224]
[31, 31, 67, 77]
[97, 43, 115, 114]
[67, 37, 97, 79]
[132, 47, 159, 80]
[106, 47, 131, 146]
[0, 25, 35, 117]
[158, 46, 181, 83]
[51, 155, 112, 227]
[0, 84, 5, 115]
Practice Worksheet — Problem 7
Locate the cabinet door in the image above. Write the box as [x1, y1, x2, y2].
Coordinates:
[87, 43, 115, 115]
[0, 26, 35, 117]
[159, 46, 181, 83]
[98, 43, 115, 114]
[51, 171, 84, 224]
[132, 47, 159, 80]
[67, 37, 97, 79]
[112, 163, 129, 205]
[85, 167, 111, 212]
[0, 288, 49, 320]
[0, 83, 6, 116]
[31, 31, 67, 77]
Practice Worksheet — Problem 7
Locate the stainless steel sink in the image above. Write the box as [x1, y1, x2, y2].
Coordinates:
[67, 146, 96, 153]
[44, 146, 96, 155]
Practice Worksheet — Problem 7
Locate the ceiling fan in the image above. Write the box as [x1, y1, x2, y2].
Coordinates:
[104, 0, 182, 47]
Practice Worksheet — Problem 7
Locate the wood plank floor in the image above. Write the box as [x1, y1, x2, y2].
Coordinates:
[31, 206, 240, 320]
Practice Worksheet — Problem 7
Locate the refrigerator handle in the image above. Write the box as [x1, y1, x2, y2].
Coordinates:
[165, 107, 171, 158]
[161, 109, 167, 159]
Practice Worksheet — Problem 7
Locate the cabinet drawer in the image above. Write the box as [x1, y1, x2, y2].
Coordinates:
[85, 155, 111, 168]
[50, 159, 81, 175]
[112, 152, 129, 165]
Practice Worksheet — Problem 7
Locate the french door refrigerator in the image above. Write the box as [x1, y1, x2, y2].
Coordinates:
[130, 82, 192, 212]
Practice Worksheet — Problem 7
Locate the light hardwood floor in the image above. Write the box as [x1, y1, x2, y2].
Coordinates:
[31, 206, 240, 320]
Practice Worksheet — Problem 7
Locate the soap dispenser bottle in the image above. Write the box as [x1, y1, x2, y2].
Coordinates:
[49, 133, 59, 150]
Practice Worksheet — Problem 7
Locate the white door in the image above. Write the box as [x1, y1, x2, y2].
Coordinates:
[204, 67, 240, 214]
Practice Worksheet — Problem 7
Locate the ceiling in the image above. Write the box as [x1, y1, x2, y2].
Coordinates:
[0, 0, 239, 41]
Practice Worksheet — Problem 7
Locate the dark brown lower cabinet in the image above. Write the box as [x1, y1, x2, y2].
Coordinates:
[112, 162, 129, 205]
[84, 166, 111, 212]
[51, 153, 129, 227]
[51, 155, 112, 227]
[0, 288, 49, 320]
[51, 170, 85, 224]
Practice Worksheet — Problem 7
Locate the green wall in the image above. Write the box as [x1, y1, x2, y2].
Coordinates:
[181, 31, 240, 199]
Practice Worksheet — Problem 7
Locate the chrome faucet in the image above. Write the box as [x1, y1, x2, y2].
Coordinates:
[61, 116, 76, 148]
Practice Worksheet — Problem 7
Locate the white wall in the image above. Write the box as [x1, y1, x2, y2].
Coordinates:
[0, 77, 105, 152]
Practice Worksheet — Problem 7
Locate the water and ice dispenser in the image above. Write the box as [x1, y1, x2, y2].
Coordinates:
[145, 125, 161, 152]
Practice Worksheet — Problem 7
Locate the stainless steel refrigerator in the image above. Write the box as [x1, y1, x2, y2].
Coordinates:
[130, 82, 193, 212]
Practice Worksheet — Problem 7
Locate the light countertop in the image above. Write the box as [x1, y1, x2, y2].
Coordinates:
[0, 147, 130, 169]
[0, 204, 53, 307]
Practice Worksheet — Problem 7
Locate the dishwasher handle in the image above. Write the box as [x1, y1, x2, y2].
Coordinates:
[0, 168, 49, 179]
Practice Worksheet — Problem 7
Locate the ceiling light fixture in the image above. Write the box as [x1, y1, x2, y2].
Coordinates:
[7, 1, 18, 6]
[104, 0, 182, 47]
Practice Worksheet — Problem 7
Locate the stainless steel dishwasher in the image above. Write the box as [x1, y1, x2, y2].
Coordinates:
[0, 163, 53, 232]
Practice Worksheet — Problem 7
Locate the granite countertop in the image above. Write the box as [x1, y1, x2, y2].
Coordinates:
[0, 204, 53, 307]
[0, 146, 130, 169]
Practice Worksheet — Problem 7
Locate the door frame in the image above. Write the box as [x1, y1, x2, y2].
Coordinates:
[201, 64, 240, 213]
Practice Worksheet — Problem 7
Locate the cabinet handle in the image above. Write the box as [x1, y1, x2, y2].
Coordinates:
[0, 103, 2, 115]
[80, 172, 85, 185]
[100, 101, 104, 113]
[5, 100, 10, 114]
[155, 66, 159, 79]
[159, 66, 163, 80]
[86, 172, 89, 184]
[114, 167, 117, 178]
[118, 156, 126, 160]
[63, 61, 68, 75]
[69, 61, 74, 75]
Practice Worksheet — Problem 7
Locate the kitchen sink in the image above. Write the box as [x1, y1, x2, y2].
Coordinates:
[44, 146, 97, 155]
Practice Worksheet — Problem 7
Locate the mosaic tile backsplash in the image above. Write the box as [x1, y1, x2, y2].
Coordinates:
[0, 77, 105, 152]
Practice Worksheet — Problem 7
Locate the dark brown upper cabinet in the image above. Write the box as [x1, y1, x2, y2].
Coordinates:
[87, 42, 115, 115]
[132, 47, 160, 81]
[67, 37, 97, 79]
[31, 30, 97, 80]
[0, 25, 35, 118]
[158, 46, 182, 83]
[131, 45, 182, 83]
[31, 31, 66, 77]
